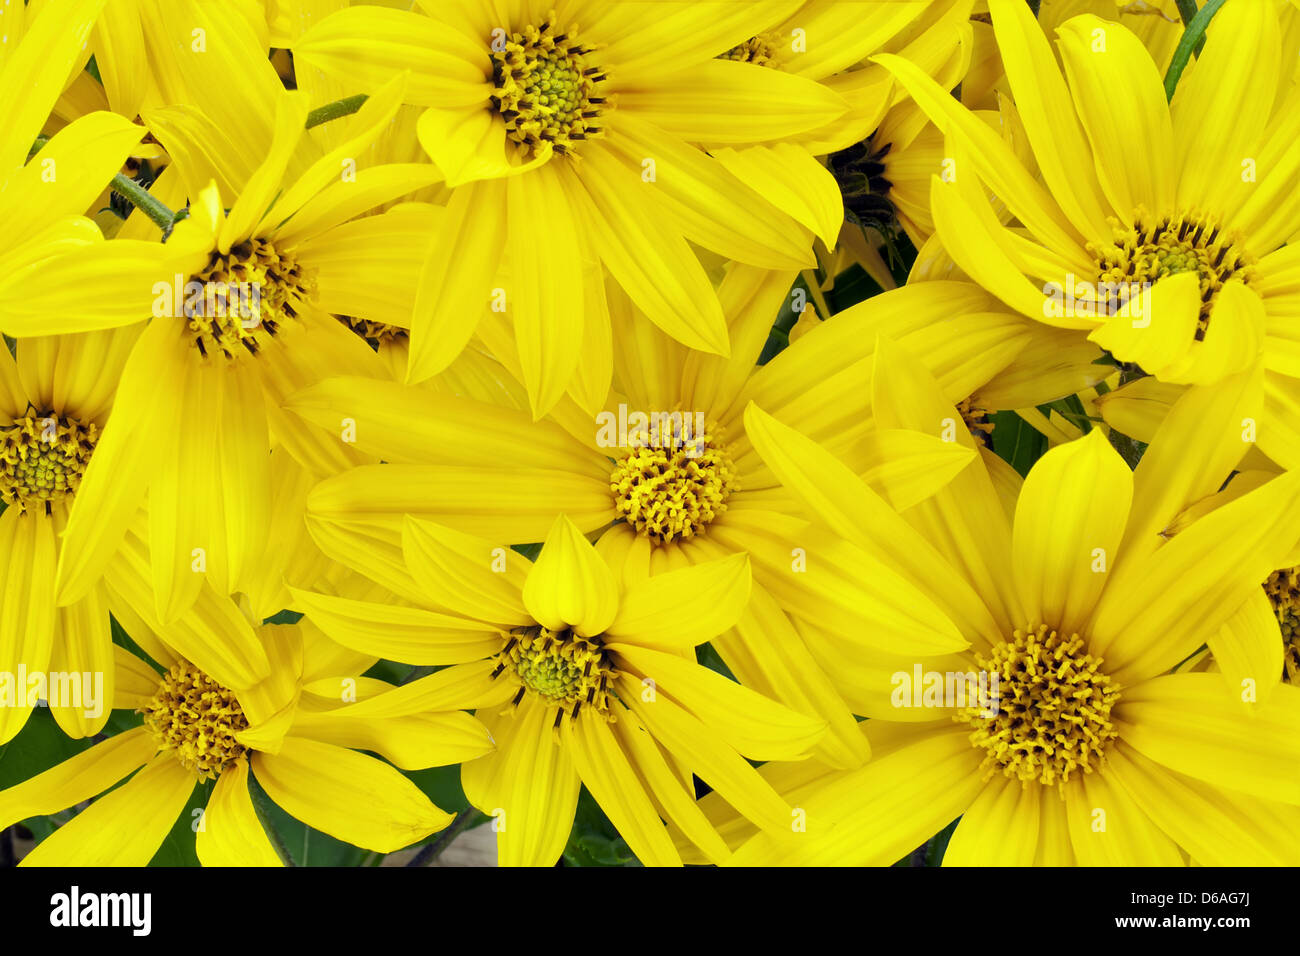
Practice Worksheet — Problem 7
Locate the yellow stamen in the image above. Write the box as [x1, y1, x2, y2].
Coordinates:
[140, 661, 249, 780]
[957, 397, 994, 443]
[610, 415, 737, 543]
[0, 409, 97, 512]
[1264, 567, 1300, 684]
[1094, 210, 1255, 337]
[186, 238, 316, 360]
[957, 624, 1119, 791]
[337, 314, 407, 349]
[719, 33, 781, 67]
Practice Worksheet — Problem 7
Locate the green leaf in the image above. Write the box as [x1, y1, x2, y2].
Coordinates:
[148, 778, 209, 867]
[0, 708, 97, 844]
[990, 410, 1047, 477]
[562, 787, 639, 867]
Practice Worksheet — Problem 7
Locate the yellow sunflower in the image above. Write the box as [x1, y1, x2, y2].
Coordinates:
[289, 265, 1045, 768]
[50, 72, 440, 625]
[706, 338, 1300, 865]
[878, 0, 1300, 469]
[0, 617, 489, 866]
[293, 512, 826, 866]
[292, 0, 859, 415]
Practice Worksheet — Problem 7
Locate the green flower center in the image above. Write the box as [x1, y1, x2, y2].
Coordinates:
[494, 626, 617, 720]
[0, 410, 98, 511]
[1094, 211, 1255, 338]
[490, 16, 606, 158]
[957, 625, 1119, 790]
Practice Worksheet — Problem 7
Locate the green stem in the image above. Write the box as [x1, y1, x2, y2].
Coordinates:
[1173, 0, 1211, 57]
[110, 173, 177, 234]
[1164, 0, 1227, 101]
[305, 94, 369, 129]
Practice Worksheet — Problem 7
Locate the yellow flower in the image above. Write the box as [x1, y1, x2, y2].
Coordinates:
[878, 0, 1300, 467]
[49, 76, 440, 625]
[0, 618, 488, 866]
[294, 513, 825, 866]
[711, 339, 1300, 865]
[289, 265, 1049, 768]
[0, 0, 168, 335]
[0, 330, 284, 745]
[292, 0, 855, 415]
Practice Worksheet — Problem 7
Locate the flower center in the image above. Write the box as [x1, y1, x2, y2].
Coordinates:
[337, 314, 408, 350]
[828, 136, 898, 232]
[140, 660, 249, 780]
[186, 238, 316, 360]
[1094, 211, 1255, 338]
[492, 626, 617, 721]
[610, 415, 737, 543]
[0, 409, 97, 512]
[1264, 567, 1300, 684]
[719, 33, 781, 67]
[490, 15, 606, 158]
[956, 624, 1119, 790]
[956, 397, 994, 444]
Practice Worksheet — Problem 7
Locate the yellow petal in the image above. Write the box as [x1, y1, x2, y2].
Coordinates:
[22, 754, 194, 867]
[609, 642, 824, 761]
[522, 515, 619, 637]
[460, 695, 580, 867]
[406, 178, 505, 382]
[253, 737, 451, 853]
[1011, 430, 1133, 636]
[196, 758, 283, 867]
[607, 552, 751, 650]
[1055, 14, 1175, 220]
[1092, 471, 1300, 684]
[560, 145, 729, 355]
[561, 708, 681, 866]
[507, 161, 585, 417]
[1115, 674, 1300, 805]
[289, 587, 502, 665]
[0, 726, 155, 832]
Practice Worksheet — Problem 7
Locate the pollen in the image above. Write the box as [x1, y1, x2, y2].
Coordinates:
[140, 660, 249, 780]
[610, 415, 737, 543]
[0, 409, 97, 512]
[337, 314, 408, 350]
[956, 397, 994, 444]
[491, 626, 618, 722]
[490, 14, 606, 158]
[186, 238, 316, 360]
[956, 624, 1120, 791]
[1094, 210, 1255, 338]
[719, 33, 781, 67]
[1264, 567, 1300, 684]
